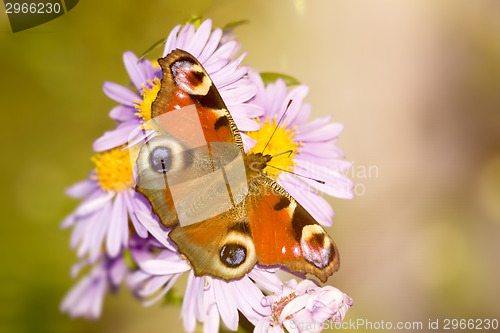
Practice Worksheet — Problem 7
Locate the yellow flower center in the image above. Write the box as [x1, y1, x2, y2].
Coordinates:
[92, 146, 134, 192]
[248, 117, 300, 179]
[135, 77, 161, 122]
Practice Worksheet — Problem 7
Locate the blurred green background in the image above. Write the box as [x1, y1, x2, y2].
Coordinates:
[1, 0, 500, 332]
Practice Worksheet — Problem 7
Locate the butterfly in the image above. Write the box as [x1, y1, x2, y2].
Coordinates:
[134, 49, 339, 283]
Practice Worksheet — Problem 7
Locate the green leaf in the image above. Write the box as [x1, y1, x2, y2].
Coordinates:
[163, 287, 183, 306]
[138, 37, 167, 61]
[260, 72, 301, 86]
[223, 20, 249, 33]
[186, 16, 202, 29]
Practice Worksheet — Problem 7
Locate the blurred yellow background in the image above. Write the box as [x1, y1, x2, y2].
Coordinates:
[1, 0, 499, 332]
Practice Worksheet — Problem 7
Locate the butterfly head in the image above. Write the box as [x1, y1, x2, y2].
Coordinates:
[245, 152, 273, 178]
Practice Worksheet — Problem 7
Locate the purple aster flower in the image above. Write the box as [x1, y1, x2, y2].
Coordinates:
[254, 279, 353, 333]
[93, 19, 262, 153]
[128, 212, 284, 333]
[61, 147, 155, 262]
[60, 255, 127, 320]
[246, 73, 354, 226]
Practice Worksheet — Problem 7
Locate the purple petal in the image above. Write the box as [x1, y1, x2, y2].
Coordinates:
[109, 257, 127, 286]
[61, 265, 108, 320]
[123, 51, 148, 91]
[248, 267, 283, 294]
[143, 273, 182, 307]
[88, 202, 113, 262]
[140, 257, 191, 275]
[134, 210, 176, 251]
[102, 81, 140, 106]
[60, 213, 77, 229]
[229, 103, 264, 119]
[204, 301, 221, 333]
[73, 190, 114, 217]
[70, 259, 90, 278]
[66, 179, 97, 198]
[210, 53, 248, 88]
[176, 24, 196, 51]
[109, 105, 136, 122]
[164, 24, 181, 56]
[140, 275, 172, 297]
[140, 258, 190, 275]
[204, 58, 230, 75]
[290, 103, 312, 127]
[281, 85, 309, 126]
[124, 193, 148, 238]
[241, 133, 257, 152]
[296, 141, 346, 160]
[198, 28, 223, 64]
[293, 164, 354, 199]
[206, 41, 238, 66]
[254, 317, 278, 333]
[93, 119, 139, 152]
[267, 79, 289, 119]
[296, 154, 352, 172]
[295, 115, 332, 135]
[295, 123, 344, 142]
[219, 84, 257, 105]
[185, 19, 212, 57]
[213, 279, 239, 331]
[182, 272, 200, 333]
[232, 114, 261, 131]
[106, 192, 127, 257]
[231, 277, 269, 322]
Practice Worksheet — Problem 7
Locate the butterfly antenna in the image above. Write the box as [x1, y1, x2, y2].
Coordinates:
[266, 165, 326, 184]
[270, 150, 294, 159]
[261, 99, 293, 155]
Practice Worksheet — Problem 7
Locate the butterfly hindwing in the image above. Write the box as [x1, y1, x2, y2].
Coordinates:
[248, 177, 340, 283]
[169, 204, 258, 280]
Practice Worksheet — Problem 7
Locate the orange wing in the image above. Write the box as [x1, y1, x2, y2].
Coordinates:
[248, 178, 340, 283]
[151, 49, 242, 148]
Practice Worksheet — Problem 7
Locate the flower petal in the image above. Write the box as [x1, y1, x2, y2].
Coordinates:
[73, 190, 114, 217]
[106, 192, 127, 257]
[102, 81, 140, 107]
[220, 84, 257, 105]
[185, 19, 212, 57]
[123, 51, 148, 91]
[140, 257, 190, 275]
[164, 24, 181, 56]
[134, 210, 176, 251]
[198, 28, 223, 64]
[213, 279, 239, 331]
[295, 123, 344, 142]
[66, 179, 97, 199]
[93, 120, 138, 152]
[182, 272, 200, 333]
[143, 273, 182, 307]
[109, 105, 136, 122]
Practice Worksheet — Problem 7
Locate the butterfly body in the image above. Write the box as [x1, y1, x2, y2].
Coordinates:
[135, 50, 339, 282]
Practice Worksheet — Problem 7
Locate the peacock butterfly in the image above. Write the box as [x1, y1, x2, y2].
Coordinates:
[134, 49, 339, 282]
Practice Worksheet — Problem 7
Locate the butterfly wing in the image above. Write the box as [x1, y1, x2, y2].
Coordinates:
[247, 177, 340, 283]
[152, 49, 243, 148]
[169, 204, 258, 281]
[136, 50, 244, 227]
